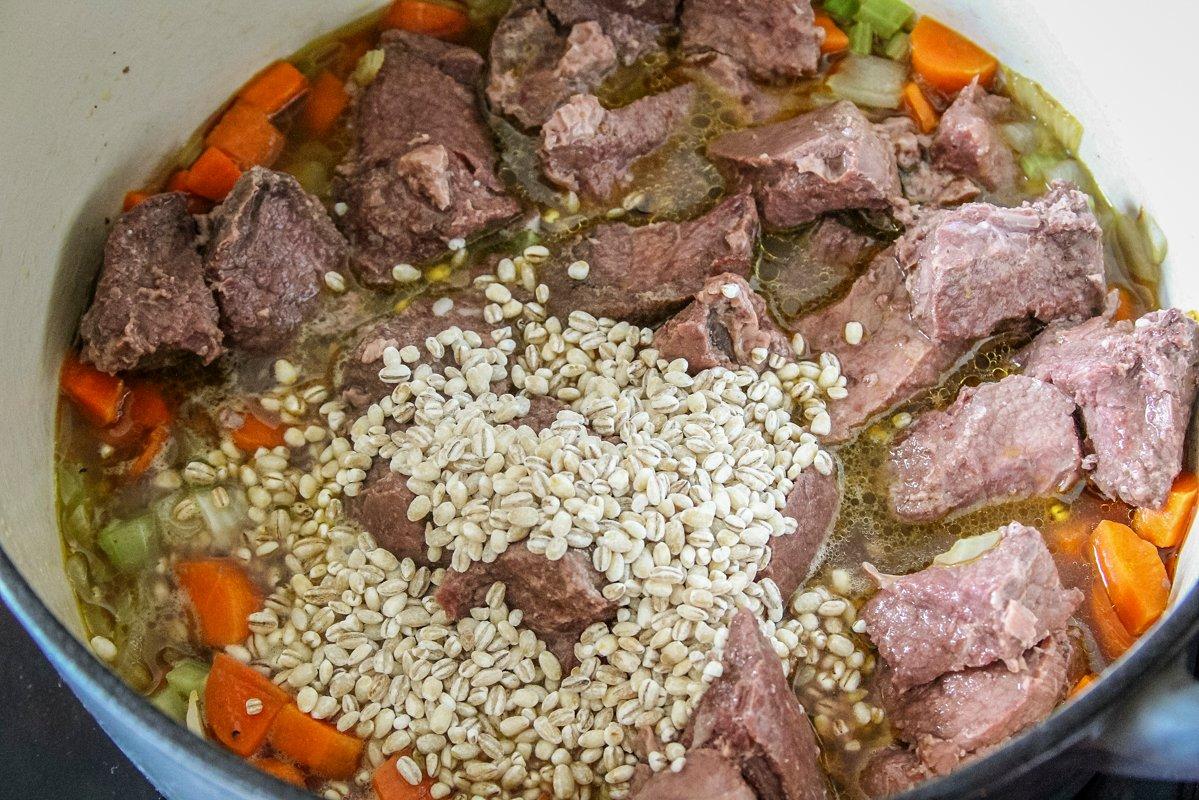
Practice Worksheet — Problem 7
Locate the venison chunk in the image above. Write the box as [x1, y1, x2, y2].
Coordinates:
[887, 375, 1083, 521]
[544, 0, 672, 63]
[346, 460, 437, 567]
[709, 101, 902, 228]
[80, 193, 223, 373]
[765, 464, 842, 601]
[874, 116, 980, 207]
[680, 0, 823, 81]
[632, 749, 756, 800]
[931, 80, 1020, 195]
[859, 746, 931, 798]
[683, 52, 782, 124]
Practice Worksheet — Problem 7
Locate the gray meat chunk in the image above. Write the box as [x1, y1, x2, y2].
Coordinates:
[931, 80, 1020, 195]
[897, 184, 1106, 344]
[860, 522, 1083, 693]
[632, 749, 757, 800]
[203, 168, 347, 351]
[709, 101, 902, 228]
[887, 375, 1083, 521]
[1021, 306, 1199, 509]
[80, 193, 224, 373]
[874, 115, 981, 207]
[540, 85, 696, 200]
[346, 459, 438, 567]
[680, 0, 823, 81]
[683, 52, 783, 124]
[544, 0, 672, 63]
[763, 464, 842, 601]
[858, 746, 931, 798]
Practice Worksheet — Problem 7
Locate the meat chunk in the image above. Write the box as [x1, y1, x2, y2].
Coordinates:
[764, 465, 842, 601]
[335, 31, 519, 286]
[874, 116, 980, 207]
[203, 168, 347, 351]
[860, 522, 1083, 693]
[487, 1, 618, 128]
[898, 184, 1106, 344]
[709, 101, 902, 228]
[80, 193, 223, 373]
[347, 460, 437, 566]
[763, 218, 881, 324]
[544, 191, 759, 325]
[887, 375, 1083, 522]
[654, 273, 791, 374]
[793, 249, 968, 442]
[685, 609, 829, 800]
[544, 0, 672, 63]
[684, 52, 782, 124]
[540, 85, 696, 200]
[680, 0, 823, 81]
[931, 80, 1020, 195]
[1021, 307, 1199, 509]
[435, 544, 617, 668]
[632, 749, 756, 800]
[877, 632, 1072, 774]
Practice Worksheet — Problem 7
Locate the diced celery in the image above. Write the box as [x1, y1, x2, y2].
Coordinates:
[1113, 212, 1159, 283]
[1002, 67, 1084, 154]
[848, 21, 874, 55]
[856, 0, 913, 38]
[1018, 152, 1058, 183]
[826, 55, 907, 109]
[151, 688, 189, 721]
[823, 0, 860, 24]
[98, 515, 158, 572]
[165, 659, 211, 697]
[882, 31, 910, 61]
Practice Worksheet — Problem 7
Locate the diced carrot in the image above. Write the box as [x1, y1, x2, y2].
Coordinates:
[61, 352, 126, 426]
[1132, 473, 1199, 548]
[167, 170, 191, 192]
[123, 191, 152, 212]
[1089, 581, 1136, 660]
[269, 703, 365, 780]
[814, 12, 849, 55]
[175, 559, 263, 647]
[1091, 520, 1170, 636]
[206, 102, 285, 170]
[302, 72, 351, 138]
[231, 412, 287, 454]
[99, 382, 173, 449]
[187, 147, 243, 201]
[382, 0, 470, 41]
[1113, 285, 1138, 322]
[206, 653, 292, 757]
[1068, 673, 1097, 698]
[250, 756, 307, 788]
[238, 61, 310, 116]
[910, 17, 998, 94]
[374, 753, 436, 800]
[902, 81, 940, 134]
[128, 424, 171, 479]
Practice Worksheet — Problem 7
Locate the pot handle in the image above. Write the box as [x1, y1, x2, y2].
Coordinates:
[1091, 652, 1199, 781]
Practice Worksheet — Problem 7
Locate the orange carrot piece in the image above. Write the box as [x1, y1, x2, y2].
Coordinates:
[206, 653, 291, 757]
[206, 102, 285, 170]
[910, 17, 998, 94]
[167, 170, 191, 192]
[123, 191, 152, 212]
[238, 61, 310, 115]
[1089, 581, 1136, 660]
[1068, 673, 1097, 698]
[302, 72, 351, 138]
[374, 753, 436, 800]
[187, 147, 243, 201]
[175, 559, 263, 647]
[128, 424, 170, 479]
[61, 353, 126, 426]
[1132, 473, 1199, 548]
[902, 81, 940, 134]
[231, 412, 287, 453]
[814, 13, 849, 55]
[269, 703, 365, 780]
[250, 756, 307, 788]
[382, 0, 470, 41]
[1091, 520, 1170, 636]
[1113, 285, 1138, 322]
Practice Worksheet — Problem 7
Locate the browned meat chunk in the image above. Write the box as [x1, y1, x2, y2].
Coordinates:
[543, 190, 759, 325]
[683, 52, 782, 124]
[435, 543, 617, 668]
[540, 85, 696, 200]
[858, 746, 931, 798]
[544, 0, 672, 63]
[887, 375, 1083, 521]
[793, 249, 968, 442]
[654, 273, 790, 374]
[80, 193, 223, 373]
[1021, 307, 1199, 509]
[203, 168, 347, 352]
[685, 609, 830, 800]
[709, 101, 901, 228]
[898, 184, 1106, 344]
[335, 31, 519, 286]
[874, 116, 980, 207]
[680, 0, 822, 81]
[632, 749, 757, 800]
[487, 1, 618, 128]
[764, 465, 842, 601]
[931, 80, 1020, 195]
[860, 522, 1082, 693]
[876, 632, 1072, 774]
[346, 460, 436, 566]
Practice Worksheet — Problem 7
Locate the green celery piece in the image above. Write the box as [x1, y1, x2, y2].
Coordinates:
[823, 0, 860, 24]
[151, 688, 189, 721]
[98, 515, 157, 572]
[856, 0, 914, 38]
[1018, 152, 1058, 182]
[849, 21, 874, 56]
[882, 31, 910, 61]
[166, 659, 211, 697]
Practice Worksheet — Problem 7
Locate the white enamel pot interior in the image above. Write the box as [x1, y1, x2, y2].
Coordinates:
[1, 1, 1198, 798]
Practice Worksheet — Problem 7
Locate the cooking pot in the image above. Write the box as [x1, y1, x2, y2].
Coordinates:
[2, 1, 1198, 797]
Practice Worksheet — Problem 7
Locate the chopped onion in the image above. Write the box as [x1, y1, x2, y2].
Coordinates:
[193, 487, 248, 548]
[933, 530, 1003, 566]
[1002, 67, 1084, 153]
[1139, 208, 1168, 266]
[826, 55, 907, 109]
[999, 121, 1040, 154]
